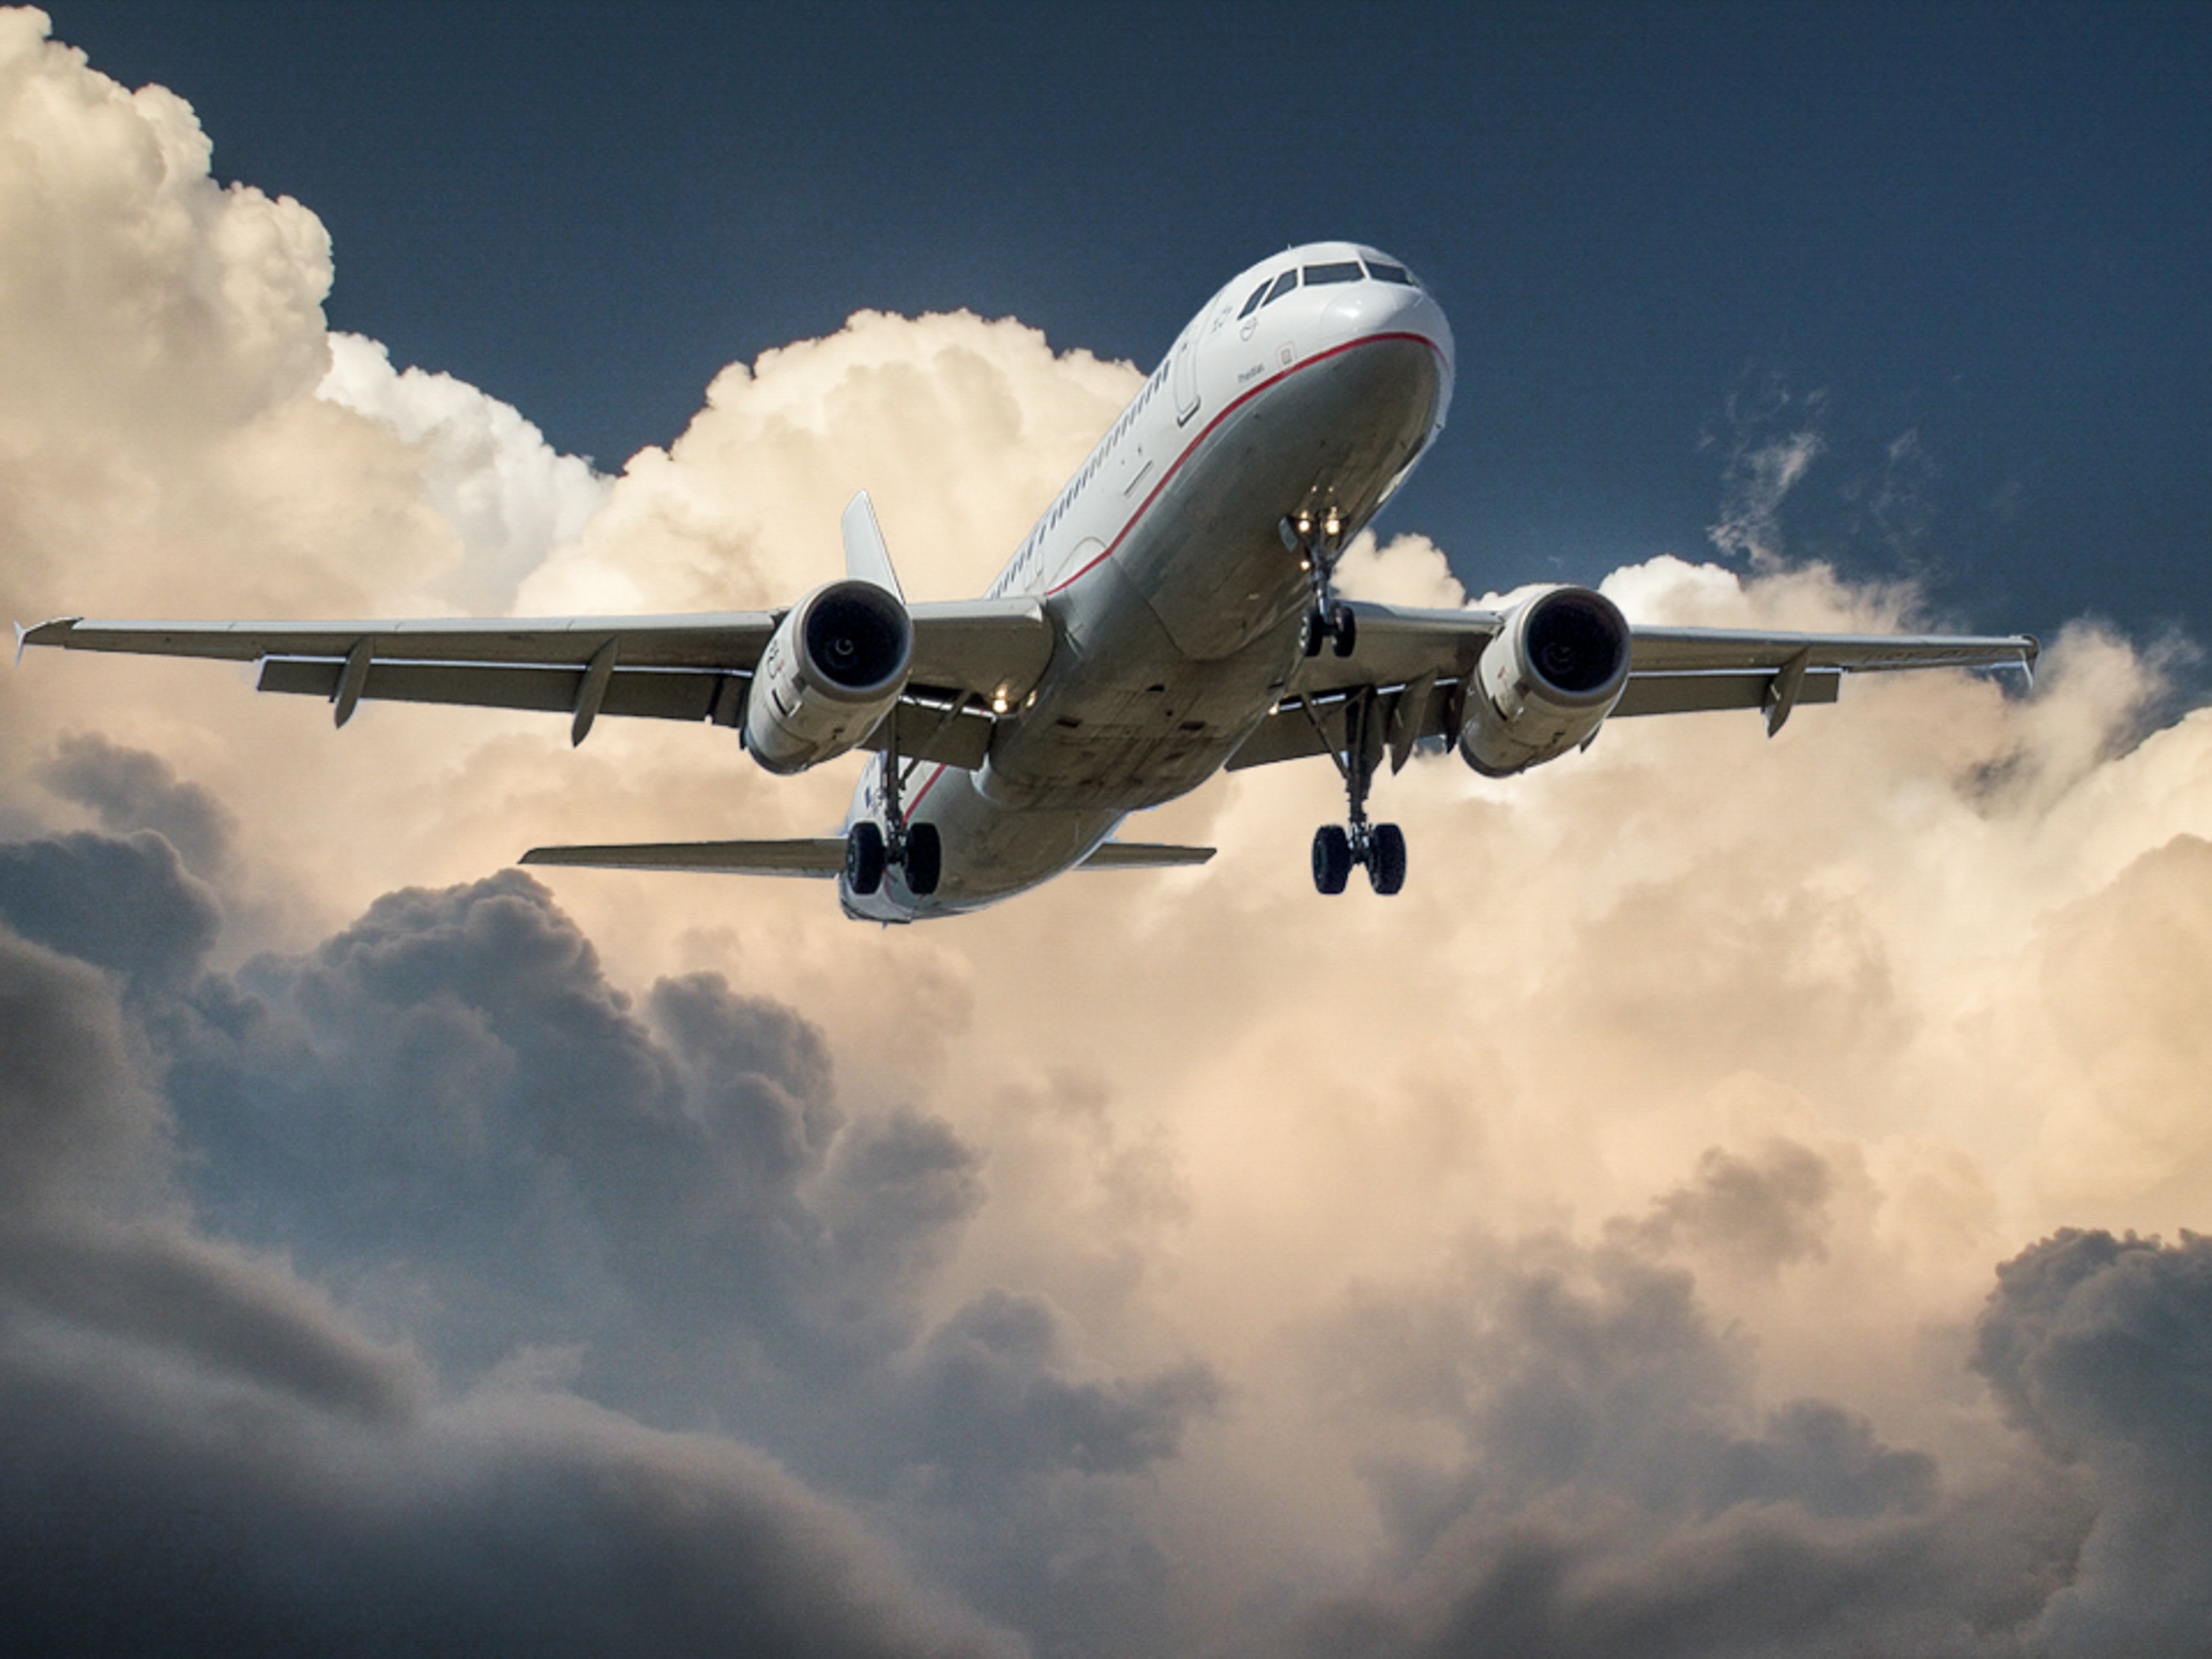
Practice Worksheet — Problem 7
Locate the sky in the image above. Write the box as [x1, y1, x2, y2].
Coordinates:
[5, 4, 2212, 1656]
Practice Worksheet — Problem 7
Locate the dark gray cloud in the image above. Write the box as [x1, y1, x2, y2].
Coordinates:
[1269, 1227, 2066, 1659]
[37, 731, 237, 874]
[905, 1290, 1220, 1482]
[1625, 1139, 1835, 1270]
[0, 925, 169, 1214]
[0, 900, 1023, 1658]
[157, 872, 985, 1407]
[1975, 1228, 2212, 1653]
[0, 829, 219, 990]
[0, 857, 1225, 1656]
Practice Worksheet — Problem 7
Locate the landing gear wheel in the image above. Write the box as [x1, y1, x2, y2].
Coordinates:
[845, 821, 886, 895]
[1302, 609, 1326, 658]
[1312, 824, 1353, 895]
[903, 821, 942, 896]
[1331, 608, 1357, 658]
[1367, 822, 1407, 894]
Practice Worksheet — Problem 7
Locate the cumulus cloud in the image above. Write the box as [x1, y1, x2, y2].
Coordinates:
[8, 9, 2212, 1655]
[317, 333, 611, 613]
[0, 887, 1020, 1657]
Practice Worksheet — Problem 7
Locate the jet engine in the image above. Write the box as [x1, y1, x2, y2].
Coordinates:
[1458, 585, 1631, 777]
[743, 580, 913, 774]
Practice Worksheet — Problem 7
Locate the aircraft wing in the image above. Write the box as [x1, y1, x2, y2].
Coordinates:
[17, 599, 1057, 770]
[1227, 599, 2039, 772]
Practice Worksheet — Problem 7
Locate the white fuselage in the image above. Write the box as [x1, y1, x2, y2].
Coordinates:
[842, 241, 1455, 920]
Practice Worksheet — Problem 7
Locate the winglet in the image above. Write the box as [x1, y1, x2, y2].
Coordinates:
[14, 616, 77, 664]
[841, 491, 905, 602]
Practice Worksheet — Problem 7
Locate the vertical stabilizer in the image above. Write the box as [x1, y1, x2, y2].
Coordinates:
[841, 491, 905, 602]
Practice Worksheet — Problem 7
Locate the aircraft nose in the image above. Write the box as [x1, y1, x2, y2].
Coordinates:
[1318, 276, 1454, 386]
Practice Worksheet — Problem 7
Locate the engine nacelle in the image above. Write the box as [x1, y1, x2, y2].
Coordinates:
[743, 580, 912, 775]
[1458, 585, 1631, 777]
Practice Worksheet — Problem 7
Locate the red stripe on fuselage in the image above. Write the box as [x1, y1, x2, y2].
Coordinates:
[1043, 328, 1447, 597]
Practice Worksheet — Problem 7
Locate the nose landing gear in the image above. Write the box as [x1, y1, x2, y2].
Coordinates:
[1284, 510, 1357, 659]
[845, 728, 942, 897]
[1308, 686, 1406, 896]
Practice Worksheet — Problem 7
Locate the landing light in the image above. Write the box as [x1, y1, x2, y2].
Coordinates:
[990, 685, 1012, 715]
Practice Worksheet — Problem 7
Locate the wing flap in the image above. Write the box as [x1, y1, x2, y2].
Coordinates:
[257, 658, 746, 723]
[1613, 667, 1842, 719]
[519, 838, 846, 877]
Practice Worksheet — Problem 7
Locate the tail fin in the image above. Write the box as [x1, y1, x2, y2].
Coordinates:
[841, 491, 905, 602]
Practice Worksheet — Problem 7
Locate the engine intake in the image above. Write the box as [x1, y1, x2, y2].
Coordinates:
[744, 580, 913, 774]
[1459, 585, 1630, 777]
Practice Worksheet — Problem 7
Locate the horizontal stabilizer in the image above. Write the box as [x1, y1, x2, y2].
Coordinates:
[520, 838, 845, 877]
[1078, 841, 1215, 869]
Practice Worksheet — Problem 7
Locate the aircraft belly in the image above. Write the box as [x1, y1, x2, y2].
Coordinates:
[1124, 336, 1441, 661]
[897, 768, 1122, 916]
[979, 571, 1295, 812]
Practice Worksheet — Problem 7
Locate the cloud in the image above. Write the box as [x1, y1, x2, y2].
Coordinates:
[0, 884, 1023, 1658]
[1975, 1228, 2212, 1653]
[10, 10, 2212, 1655]
[0, 827, 219, 990]
[317, 333, 611, 613]
[35, 731, 238, 874]
[1703, 378, 1828, 568]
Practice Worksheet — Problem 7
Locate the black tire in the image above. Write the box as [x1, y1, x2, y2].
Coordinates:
[1302, 610, 1325, 658]
[1332, 608, 1358, 658]
[845, 821, 886, 894]
[1368, 822, 1407, 895]
[1312, 824, 1352, 894]
[903, 821, 943, 896]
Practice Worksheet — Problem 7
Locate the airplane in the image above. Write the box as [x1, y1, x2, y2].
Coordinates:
[19, 241, 2036, 923]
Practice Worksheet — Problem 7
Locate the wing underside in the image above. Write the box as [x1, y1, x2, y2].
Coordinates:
[1225, 602, 2037, 772]
[20, 600, 1056, 771]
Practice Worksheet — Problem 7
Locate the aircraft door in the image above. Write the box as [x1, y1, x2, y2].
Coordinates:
[1172, 330, 1200, 425]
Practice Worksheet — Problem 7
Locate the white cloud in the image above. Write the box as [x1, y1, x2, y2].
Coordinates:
[317, 333, 611, 613]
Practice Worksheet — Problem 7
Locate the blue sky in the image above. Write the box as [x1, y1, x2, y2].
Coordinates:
[60, 1, 2212, 656]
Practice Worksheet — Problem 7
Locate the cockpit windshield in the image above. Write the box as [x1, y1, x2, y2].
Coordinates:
[1236, 257, 1422, 319]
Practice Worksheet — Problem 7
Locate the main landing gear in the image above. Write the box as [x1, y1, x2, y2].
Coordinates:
[1310, 686, 1406, 897]
[845, 735, 941, 897]
[1284, 510, 1357, 660]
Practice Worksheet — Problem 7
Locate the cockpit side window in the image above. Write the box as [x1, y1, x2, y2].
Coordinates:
[1259, 269, 1299, 307]
[1237, 281, 1270, 319]
[1304, 260, 1362, 285]
[1363, 260, 1416, 286]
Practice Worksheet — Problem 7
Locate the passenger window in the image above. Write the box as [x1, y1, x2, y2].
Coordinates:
[1237, 281, 1270, 319]
[1364, 260, 1415, 286]
[1260, 270, 1298, 307]
[1304, 261, 1362, 285]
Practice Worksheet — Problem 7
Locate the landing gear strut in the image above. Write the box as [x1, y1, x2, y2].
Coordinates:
[845, 726, 941, 897]
[1309, 686, 1406, 896]
[1284, 510, 1357, 660]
